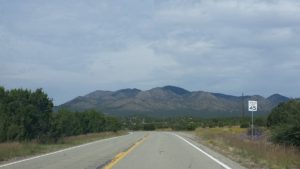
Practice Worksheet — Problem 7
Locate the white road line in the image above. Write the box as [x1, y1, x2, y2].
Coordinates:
[0, 134, 129, 168]
[174, 134, 232, 169]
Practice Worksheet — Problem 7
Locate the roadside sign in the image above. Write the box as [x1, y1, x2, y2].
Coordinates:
[248, 100, 257, 111]
[248, 100, 257, 139]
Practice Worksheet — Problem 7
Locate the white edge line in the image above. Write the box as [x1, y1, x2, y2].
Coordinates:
[173, 133, 232, 169]
[0, 133, 130, 168]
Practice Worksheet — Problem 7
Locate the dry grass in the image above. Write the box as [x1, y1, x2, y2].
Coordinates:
[195, 127, 300, 169]
[0, 131, 126, 163]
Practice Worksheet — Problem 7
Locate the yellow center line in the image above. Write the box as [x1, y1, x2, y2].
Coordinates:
[103, 134, 149, 169]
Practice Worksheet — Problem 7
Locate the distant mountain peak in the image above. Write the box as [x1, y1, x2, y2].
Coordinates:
[115, 88, 141, 93]
[161, 85, 190, 95]
[57, 86, 291, 118]
[112, 88, 141, 97]
[268, 93, 286, 98]
[267, 94, 289, 105]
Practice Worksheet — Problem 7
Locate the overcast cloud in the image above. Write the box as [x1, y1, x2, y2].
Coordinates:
[1, 0, 300, 105]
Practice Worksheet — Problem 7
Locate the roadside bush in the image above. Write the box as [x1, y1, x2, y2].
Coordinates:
[267, 100, 300, 146]
[240, 123, 249, 128]
[171, 121, 196, 131]
[267, 100, 300, 127]
[51, 109, 122, 141]
[143, 123, 156, 131]
[254, 117, 266, 127]
[0, 87, 122, 143]
[271, 125, 300, 146]
[0, 87, 53, 142]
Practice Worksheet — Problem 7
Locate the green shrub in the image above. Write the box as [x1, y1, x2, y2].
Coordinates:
[143, 123, 155, 131]
[271, 125, 300, 146]
[254, 117, 266, 127]
[0, 87, 122, 143]
[267, 100, 300, 127]
[240, 123, 249, 128]
[267, 100, 300, 146]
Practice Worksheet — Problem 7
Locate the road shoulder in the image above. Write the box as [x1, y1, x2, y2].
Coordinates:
[176, 132, 246, 169]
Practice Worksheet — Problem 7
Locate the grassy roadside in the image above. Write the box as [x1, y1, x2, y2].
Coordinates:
[0, 131, 127, 163]
[194, 127, 300, 169]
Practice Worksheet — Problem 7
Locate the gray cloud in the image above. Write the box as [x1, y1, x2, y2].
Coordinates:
[1, 0, 300, 104]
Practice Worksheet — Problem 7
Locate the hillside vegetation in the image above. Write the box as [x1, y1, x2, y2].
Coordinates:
[58, 86, 289, 118]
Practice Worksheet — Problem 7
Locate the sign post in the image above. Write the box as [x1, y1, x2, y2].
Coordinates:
[248, 100, 257, 140]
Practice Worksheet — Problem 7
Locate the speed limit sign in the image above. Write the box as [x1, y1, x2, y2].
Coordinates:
[248, 100, 257, 111]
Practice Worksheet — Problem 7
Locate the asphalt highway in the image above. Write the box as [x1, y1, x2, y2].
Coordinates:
[0, 132, 245, 169]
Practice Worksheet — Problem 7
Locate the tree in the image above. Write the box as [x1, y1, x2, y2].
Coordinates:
[267, 100, 300, 146]
[80, 110, 105, 133]
[52, 109, 82, 137]
[0, 87, 123, 143]
[143, 123, 155, 131]
[267, 100, 300, 127]
[104, 116, 121, 132]
[0, 87, 7, 141]
[0, 87, 53, 142]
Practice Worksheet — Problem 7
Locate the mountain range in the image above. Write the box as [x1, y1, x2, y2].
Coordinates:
[56, 86, 290, 118]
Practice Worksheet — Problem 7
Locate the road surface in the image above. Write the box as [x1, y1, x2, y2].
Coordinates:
[0, 132, 245, 169]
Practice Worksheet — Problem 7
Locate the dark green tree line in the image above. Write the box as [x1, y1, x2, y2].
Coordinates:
[0, 87, 121, 143]
[51, 109, 121, 140]
[121, 115, 260, 131]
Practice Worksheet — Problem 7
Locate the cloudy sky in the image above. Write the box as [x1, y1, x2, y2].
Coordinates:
[1, 0, 300, 105]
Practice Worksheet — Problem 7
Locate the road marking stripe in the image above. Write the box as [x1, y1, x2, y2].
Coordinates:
[0, 134, 130, 168]
[103, 134, 149, 169]
[174, 134, 232, 169]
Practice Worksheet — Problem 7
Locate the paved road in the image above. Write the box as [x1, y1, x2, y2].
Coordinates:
[0, 132, 245, 169]
[0, 133, 145, 169]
